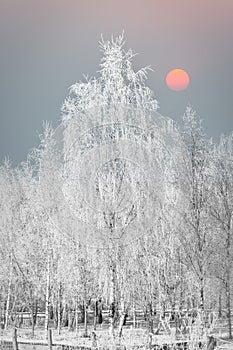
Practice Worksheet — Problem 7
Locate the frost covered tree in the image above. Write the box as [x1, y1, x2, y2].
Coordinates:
[36, 123, 66, 339]
[210, 134, 233, 339]
[179, 106, 214, 310]
[13, 163, 46, 336]
[0, 161, 19, 330]
[0, 160, 46, 335]
[59, 34, 184, 336]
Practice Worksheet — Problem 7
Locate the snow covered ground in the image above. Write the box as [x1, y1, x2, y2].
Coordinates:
[1, 327, 233, 349]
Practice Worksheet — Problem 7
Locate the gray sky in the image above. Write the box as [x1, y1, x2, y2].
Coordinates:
[0, 0, 233, 165]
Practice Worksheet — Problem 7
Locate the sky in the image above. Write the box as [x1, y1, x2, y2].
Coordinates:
[0, 0, 233, 165]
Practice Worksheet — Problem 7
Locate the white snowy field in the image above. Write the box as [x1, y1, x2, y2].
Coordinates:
[1, 326, 233, 349]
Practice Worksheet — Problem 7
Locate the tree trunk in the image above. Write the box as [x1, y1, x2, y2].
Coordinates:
[118, 312, 127, 338]
[44, 253, 51, 339]
[94, 300, 98, 331]
[12, 328, 19, 350]
[30, 299, 37, 337]
[62, 304, 68, 327]
[147, 302, 154, 334]
[9, 293, 17, 326]
[34, 300, 38, 327]
[80, 302, 85, 323]
[57, 285, 62, 335]
[98, 300, 103, 325]
[0, 293, 2, 330]
[199, 267, 205, 311]
[133, 302, 136, 328]
[68, 309, 74, 331]
[218, 292, 222, 318]
[53, 304, 58, 329]
[75, 298, 79, 336]
[200, 284, 204, 311]
[118, 298, 127, 338]
[93, 300, 98, 330]
[19, 308, 23, 328]
[109, 264, 116, 337]
[4, 257, 13, 331]
[83, 303, 88, 337]
[226, 227, 232, 339]
[47, 329, 53, 350]
[30, 307, 35, 337]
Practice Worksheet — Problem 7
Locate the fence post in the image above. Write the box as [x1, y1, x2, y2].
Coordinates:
[91, 331, 97, 349]
[48, 329, 53, 350]
[12, 328, 19, 350]
[148, 332, 153, 349]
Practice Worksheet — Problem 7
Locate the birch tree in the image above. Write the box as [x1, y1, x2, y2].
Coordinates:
[13, 162, 47, 336]
[0, 161, 22, 330]
[36, 123, 64, 338]
[180, 106, 213, 310]
[59, 35, 184, 338]
[210, 133, 233, 339]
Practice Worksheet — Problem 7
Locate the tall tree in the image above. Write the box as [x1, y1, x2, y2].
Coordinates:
[180, 106, 213, 310]
[210, 133, 233, 339]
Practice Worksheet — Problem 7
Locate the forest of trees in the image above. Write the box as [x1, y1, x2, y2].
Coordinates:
[0, 36, 232, 340]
